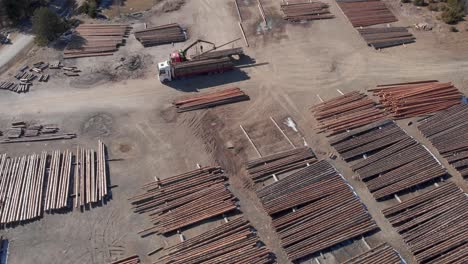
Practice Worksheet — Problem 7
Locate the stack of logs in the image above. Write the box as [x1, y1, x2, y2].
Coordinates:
[134, 23, 187, 47]
[65, 24, 131, 59]
[280, 1, 334, 21]
[369, 80, 461, 118]
[336, 0, 397, 27]
[173, 88, 249, 112]
[383, 182, 467, 264]
[130, 167, 237, 236]
[159, 217, 275, 264]
[418, 104, 468, 177]
[330, 120, 448, 199]
[342, 243, 403, 264]
[357, 27, 415, 49]
[111, 255, 140, 264]
[312, 91, 386, 136]
[0, 141, 109, 225]
[256, 160, 378, 261]
[245, 147, 316, 183]
[1, 122, 76, 144]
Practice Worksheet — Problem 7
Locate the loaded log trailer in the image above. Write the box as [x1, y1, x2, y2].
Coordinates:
[157, 39, 244, 82]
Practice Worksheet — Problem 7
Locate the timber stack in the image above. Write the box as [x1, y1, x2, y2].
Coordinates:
[129, 167, 237, 236]
[418, 104, 468, 177]
[357, 27, 415, 49]
[256, 160, 378, 261]
[342, 243, 404, 264]
[1, 122, 76, 144]
[336, 0, 397, 27]
[64, 24, 131, 59]
[111, 255, 140, 264]
[382, 182, 467, 264]
[369, 80, 461, 118]
[134, 23, 187, 47]
[280, 1, 334, 21]
[245, 147, 316, 183]
[159, 217, 276, 264]
[311, 91, 386, 136]
[173, 88, 249, 112]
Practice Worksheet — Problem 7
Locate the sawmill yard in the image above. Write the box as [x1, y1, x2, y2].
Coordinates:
[0, 0, 468, 263]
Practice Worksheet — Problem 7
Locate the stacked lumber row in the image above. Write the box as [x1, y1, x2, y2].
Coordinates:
[280, 1, 334, 21]
[129, 167, 236, 236]
[0, 81, 29, 93]
[245, 147, 316, 182]
[173, 88, 249, 112]
[0, 152, 47, 224]
[336, 121, 448, 200]
[418, 104, 468, 177]
[160, 217, 275, 264]
[64, 24, 131, 59]
[382, 182, 468, 264]
[256, 160, 378, 261]
[111, 255, 140, 264]
[44, 150, 72, 211]
[369, 80, 461, 119]
[14, 71, 36, 81]
[311, 91, 386, 136]
[134, 23, 186, 47]
[74, 140, 108, 208]
[1, 122, 76, 144]
[357, 27, 415, 49]
[336, 0, 397, 27]
[342, 243, 404, 264]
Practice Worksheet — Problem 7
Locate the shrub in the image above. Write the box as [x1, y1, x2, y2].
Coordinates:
[413, 0, 426, 6]
[441, 0, 465, 24]
[402, 0, 411, 3]
[428, 3, 440, 10]
[88, 0, 98, 18]
[450, 26, 459, 31]
[32, 7, 67, 46]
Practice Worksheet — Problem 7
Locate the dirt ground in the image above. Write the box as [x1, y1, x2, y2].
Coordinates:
[0, 0, 468, 263]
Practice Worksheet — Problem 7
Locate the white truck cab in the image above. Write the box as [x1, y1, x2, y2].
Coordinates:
[157, 60, 172, 82]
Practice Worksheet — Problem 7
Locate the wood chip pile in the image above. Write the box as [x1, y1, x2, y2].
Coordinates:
[256, 160, 378, 261]
[418, 104, 468, 177]
[336, 0, 397, 27]
[64, 24, 131, 59]
[357, 27, 415, 49]
[342, 243, 403, 264]
[280, 1, 334, 21]
[383, 182, 467, 264]
[173, 87, 249, 112]
[134, 23, 187, 47]
[369, 80, 461, 118]
[311, 91, 386, 136]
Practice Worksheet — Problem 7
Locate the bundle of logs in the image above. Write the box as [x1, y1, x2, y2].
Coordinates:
[245, 147, 316, 183]
[64, 24, 131, 59]
[134, 23, 187, 47]
[280, 1, 334, 21]
[159, 217, 275, 264]
[418, 104, 468, 177]
[256, 160, 378, 261]
[382, 182, 467, 264]
[173, 88, 249, 112]
[357, 27, 415, 49]
[331, 120, 448, 200]
[342, 243, 403, 264]
[111, 255, 140, 264]
[336, 0, 397, 27]
[130, 167, 237, 236]
[311, 91, 386, 136]
[369, 80, 461, 118]
[1, 122, 76, 144]
[0, 141, 109, 225]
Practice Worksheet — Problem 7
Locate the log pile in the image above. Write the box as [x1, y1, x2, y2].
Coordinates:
[357, 27, 415, 49]
[256, 160, 378, 261]
[280, 1, 334, 21]
[129, 167, 237, 236]
[337, 0, 397, 27]
[369, 80, 461, 119]
[311, 91, 386, 136]
[382, 182, 468, 264]
[1, 122, 76, 144]
[159, 217, 275, 264]
[245, 147, 316, 183]
[64, 24, 131, 59]
[332, 121, 448, 200]
[44, 150, 72, 211]
[111, 255, 140, 264]
[418, 104, 468, 177]
[342, 243, 403, 264]
[191, 47, 244, 60]
[173, 88, 249, 112]
[134, 23, 187, 47]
